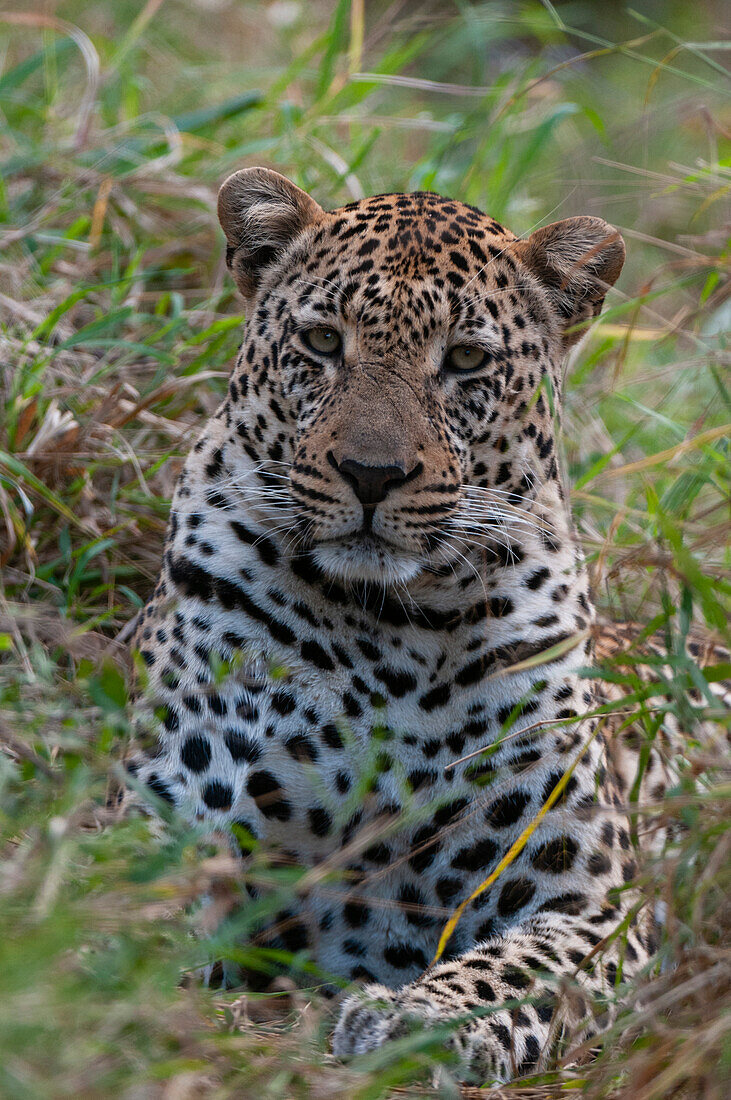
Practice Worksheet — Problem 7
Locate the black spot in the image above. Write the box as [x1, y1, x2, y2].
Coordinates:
[490, 596, 514, 617]
[335, 769, 351, 793]
[485, 789, 531, 828]
[307, 806, 332, 837]
[285, 734, 319, 763]
[383, 943, 428, 970]
[419, 683, 451, 711]
[435, 876, 463, 905]
[492, 541, 524, 567]
[525, 567, 550, 590]
[207, 694, 226, 717]
[398, 883, 433, 927]
[535, 992, 557, 1023]
[466, 978, 493, 1004]
[455, 652, 495, 687]
[356, 637, 381, 661]
[530, 835, 579, 874]
[518, 1034, 540, 1076]
[247, 770, 292, 821]
[205, 447, 224, 478]
[331, 642, 353, 668]
[502, 965, 530, 990]
[271, 690, 296, 716]
[512, 748, 541, 769]
[321, 723, 345, 749]
[409, 825, 440, 872]
[363, 842, 390, 864]
[537, 892, 586, 915]
[497, 698, 539, 727]
[350, 965, 377, 981]
[433, 798, 470, 828]
[542, 771, 578, 807]
[224, 731, 262, 763]
[147, 773, 175, 804]
[279, 916, 309, 953]
[497, 877, 536, 916]
[235, 698, 258, 721]
[587, 852, 612, 875]
[202, 780, 233, 810]
[373, 665, 417, 697]
[464, 956, 492, 972]
[408, 768, 438, 792]
[449, 250, 470, 272]
[451, 837, 498, 872]
[344, 900, 370, 927]
[465, 758, 497, 786]
[162, 706, 180, 732]
[230, 519, 279, 566]
[476, 919, 497, 940]
[490, 1021, 512, 1050]
[180, 735, 211, 773]
[301, 639, 335, 671]
[588, 906, 619, 926]
[342, 691, 362, 718]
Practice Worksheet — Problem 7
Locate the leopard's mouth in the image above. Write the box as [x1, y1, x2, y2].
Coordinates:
[314, 529, 401, 551]
[309, 531, 426, 585]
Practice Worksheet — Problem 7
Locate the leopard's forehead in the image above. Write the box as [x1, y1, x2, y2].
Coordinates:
[316, 191, 518, 277]
[333, 190, 514, 239]
[278, 191, 528, 349]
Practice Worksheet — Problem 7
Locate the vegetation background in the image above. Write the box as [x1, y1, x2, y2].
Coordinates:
[0, 0, 729, 1096]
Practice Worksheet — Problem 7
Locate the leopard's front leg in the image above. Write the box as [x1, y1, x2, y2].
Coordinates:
[333, 913, 645, 1084]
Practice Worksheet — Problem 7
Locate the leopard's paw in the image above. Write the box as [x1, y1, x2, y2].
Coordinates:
[331, 982, 457, 1058]
[332, 980, 519, 1083]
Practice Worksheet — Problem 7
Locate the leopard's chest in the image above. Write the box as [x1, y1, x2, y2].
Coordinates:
[136, 497, 603, 988]
[246, 698, 580, 987]
[147, 547, 587, 847]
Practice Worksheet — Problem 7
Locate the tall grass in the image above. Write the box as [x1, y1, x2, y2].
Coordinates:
[0, 2, 729, 1096]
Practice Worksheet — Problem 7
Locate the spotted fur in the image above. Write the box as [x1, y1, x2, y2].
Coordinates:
[126, 169, 721, 1083]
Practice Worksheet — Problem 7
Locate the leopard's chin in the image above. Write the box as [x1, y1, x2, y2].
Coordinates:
[311, 537, 424, 586]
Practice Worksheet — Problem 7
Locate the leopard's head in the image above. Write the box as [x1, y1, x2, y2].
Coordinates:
[217, 168, 624, 585]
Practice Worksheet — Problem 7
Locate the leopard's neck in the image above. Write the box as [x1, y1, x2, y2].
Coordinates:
[161, 449, 595, 756]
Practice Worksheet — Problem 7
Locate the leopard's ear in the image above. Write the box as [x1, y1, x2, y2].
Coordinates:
[512, 217, 625, 347]
[218, 167, 324, 298]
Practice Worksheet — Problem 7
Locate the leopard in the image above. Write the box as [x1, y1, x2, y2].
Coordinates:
[125, 167, 724, 1083]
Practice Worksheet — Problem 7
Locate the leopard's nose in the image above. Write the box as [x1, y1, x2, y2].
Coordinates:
[327, 453, 421, 506]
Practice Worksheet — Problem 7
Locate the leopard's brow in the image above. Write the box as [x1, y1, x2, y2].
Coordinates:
[293, 300, 341, 326]
[451, 318, 503, 351]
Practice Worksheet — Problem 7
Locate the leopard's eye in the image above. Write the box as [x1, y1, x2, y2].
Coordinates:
[445, 345, 489, 373]
[302, 327, 342, 355]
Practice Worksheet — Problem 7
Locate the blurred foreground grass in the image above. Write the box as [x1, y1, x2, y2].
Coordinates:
[0, 1, 729, 1096]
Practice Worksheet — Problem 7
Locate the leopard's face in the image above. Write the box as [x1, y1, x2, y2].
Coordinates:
[218, 172, 624, 586]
